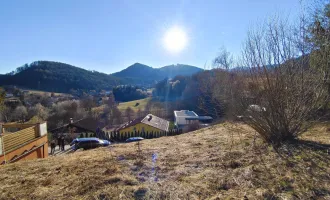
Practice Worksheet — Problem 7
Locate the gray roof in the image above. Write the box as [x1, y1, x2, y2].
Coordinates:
[141, 114, 169, 132]
[174, 110, 198, 117]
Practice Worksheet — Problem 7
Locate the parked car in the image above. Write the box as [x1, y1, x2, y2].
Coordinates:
[125, 137, 144, 143]
[70, 137, 110, 151]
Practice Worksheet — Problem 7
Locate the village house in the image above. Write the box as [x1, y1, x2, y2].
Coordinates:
[174, 110, 213, 128]
[50, 117, 105, 140]
[117, 114, 169, 134]
[0, 122, 48, 164]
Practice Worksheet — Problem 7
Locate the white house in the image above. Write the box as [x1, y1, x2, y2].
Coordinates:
[174, 110, 213, 128]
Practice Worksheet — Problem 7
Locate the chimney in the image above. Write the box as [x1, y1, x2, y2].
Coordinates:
[148, 115, 152, 121]
[70, 118, 73, 124]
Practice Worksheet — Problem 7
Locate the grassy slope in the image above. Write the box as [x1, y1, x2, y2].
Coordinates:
[117, 98, 151, 112]
[0, 123, 330, 199]
[23, 89, 68, 96]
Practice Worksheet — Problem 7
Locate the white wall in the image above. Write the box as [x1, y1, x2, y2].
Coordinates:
[174, 111, 199, 126]
[175, 116, 188, 125]
[39, 123, 47, 137]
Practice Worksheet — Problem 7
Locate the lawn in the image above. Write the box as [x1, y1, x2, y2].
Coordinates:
[0, 123, 330, 199]
[117, 97, 151, 112]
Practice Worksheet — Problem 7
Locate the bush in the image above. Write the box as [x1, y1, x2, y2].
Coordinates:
[229, 18, 329, 145]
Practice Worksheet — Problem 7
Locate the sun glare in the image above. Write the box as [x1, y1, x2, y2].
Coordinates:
[163, 26, 187, 53]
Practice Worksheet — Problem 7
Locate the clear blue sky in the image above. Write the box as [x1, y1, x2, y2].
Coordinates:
[0, 0, 302, 74]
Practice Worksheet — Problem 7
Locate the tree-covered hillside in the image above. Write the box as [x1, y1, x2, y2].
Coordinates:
[0, 61, 203, 92]
[159, 64, 203, 77]
[111, 63, 203, 85]
[0, 61, 122, 93]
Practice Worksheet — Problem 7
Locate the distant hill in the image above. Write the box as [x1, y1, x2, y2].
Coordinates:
[159, 64, 203, 77]
[0, 61, 122, 93]
[112, 63, 203, 85]
[0, 61, 203, 92]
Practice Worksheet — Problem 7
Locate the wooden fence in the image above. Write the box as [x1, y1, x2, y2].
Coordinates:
[78, 129, 183, 142]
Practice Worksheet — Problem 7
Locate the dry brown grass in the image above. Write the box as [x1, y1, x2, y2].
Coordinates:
[0, 122, 330, 199]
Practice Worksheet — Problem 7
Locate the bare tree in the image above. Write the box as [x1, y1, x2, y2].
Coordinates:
[198, 60, 234, 120]
[231, 16, 328, 144]
[112, 107, 123, 124]
[0, 106, 11, 122]
[125, 107, 134, 122]
[308, 2, 330, 98]
[13, 105, 28, 122]
[136, 109, 144, 118]
[29, 103, 49, 121]
[213, 47, 234, 70]
[106, 94, 116, 109]
[81, 96, 95, 111]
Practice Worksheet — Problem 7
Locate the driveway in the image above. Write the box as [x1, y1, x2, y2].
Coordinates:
[48, 145, 71, 156]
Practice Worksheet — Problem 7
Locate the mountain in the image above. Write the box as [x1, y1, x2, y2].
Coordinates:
[111, 63, 203, 85]
[159, 64, 203, 77]
[0, 61, 122, 93]
[0, 61, 203, 92]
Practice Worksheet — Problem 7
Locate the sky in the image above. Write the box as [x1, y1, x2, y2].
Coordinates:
[0, 0, 302, 74]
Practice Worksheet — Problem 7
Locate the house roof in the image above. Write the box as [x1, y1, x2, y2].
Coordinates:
[117, 117, 145, 131]
[118, 114, 169, 132]
[174, 110, 198, 117]
[50, 117, 105, 133]
[141, 114, 169, 132]
[102, 123, 126, 132]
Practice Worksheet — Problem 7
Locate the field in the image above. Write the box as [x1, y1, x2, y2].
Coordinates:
[22, 89, 68, 96]
[117, 97, 151, 112]
[0, 123, 330, 199]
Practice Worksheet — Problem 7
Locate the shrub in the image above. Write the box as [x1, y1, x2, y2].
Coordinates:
[229, 17, 329, 145]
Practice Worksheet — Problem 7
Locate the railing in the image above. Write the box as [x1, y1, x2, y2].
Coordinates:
[2, 123, 36, 133]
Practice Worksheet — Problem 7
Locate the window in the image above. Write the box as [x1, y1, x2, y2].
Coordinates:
[142, 127, 145, 133]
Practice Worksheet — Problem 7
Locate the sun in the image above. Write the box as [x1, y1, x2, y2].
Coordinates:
[163, 26, 187, 53]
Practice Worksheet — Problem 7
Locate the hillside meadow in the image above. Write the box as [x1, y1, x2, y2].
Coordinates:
[0, 123, 329, 199]
[118, 98, 151, 112]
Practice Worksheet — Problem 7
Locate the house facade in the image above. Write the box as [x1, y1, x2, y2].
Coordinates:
[50, 117, 105, 140]
[174, 110, 213, 128]
[117, 114, 169, 134]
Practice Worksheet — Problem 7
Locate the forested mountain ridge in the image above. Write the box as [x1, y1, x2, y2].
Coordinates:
[0, 61, 203, 92]
[159, 64, 203, 77]
[111, 63, 203, 85]
[0, 61, 123, 93]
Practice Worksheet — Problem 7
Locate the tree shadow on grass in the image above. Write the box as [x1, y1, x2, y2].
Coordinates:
[273, 139, 330, 198]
